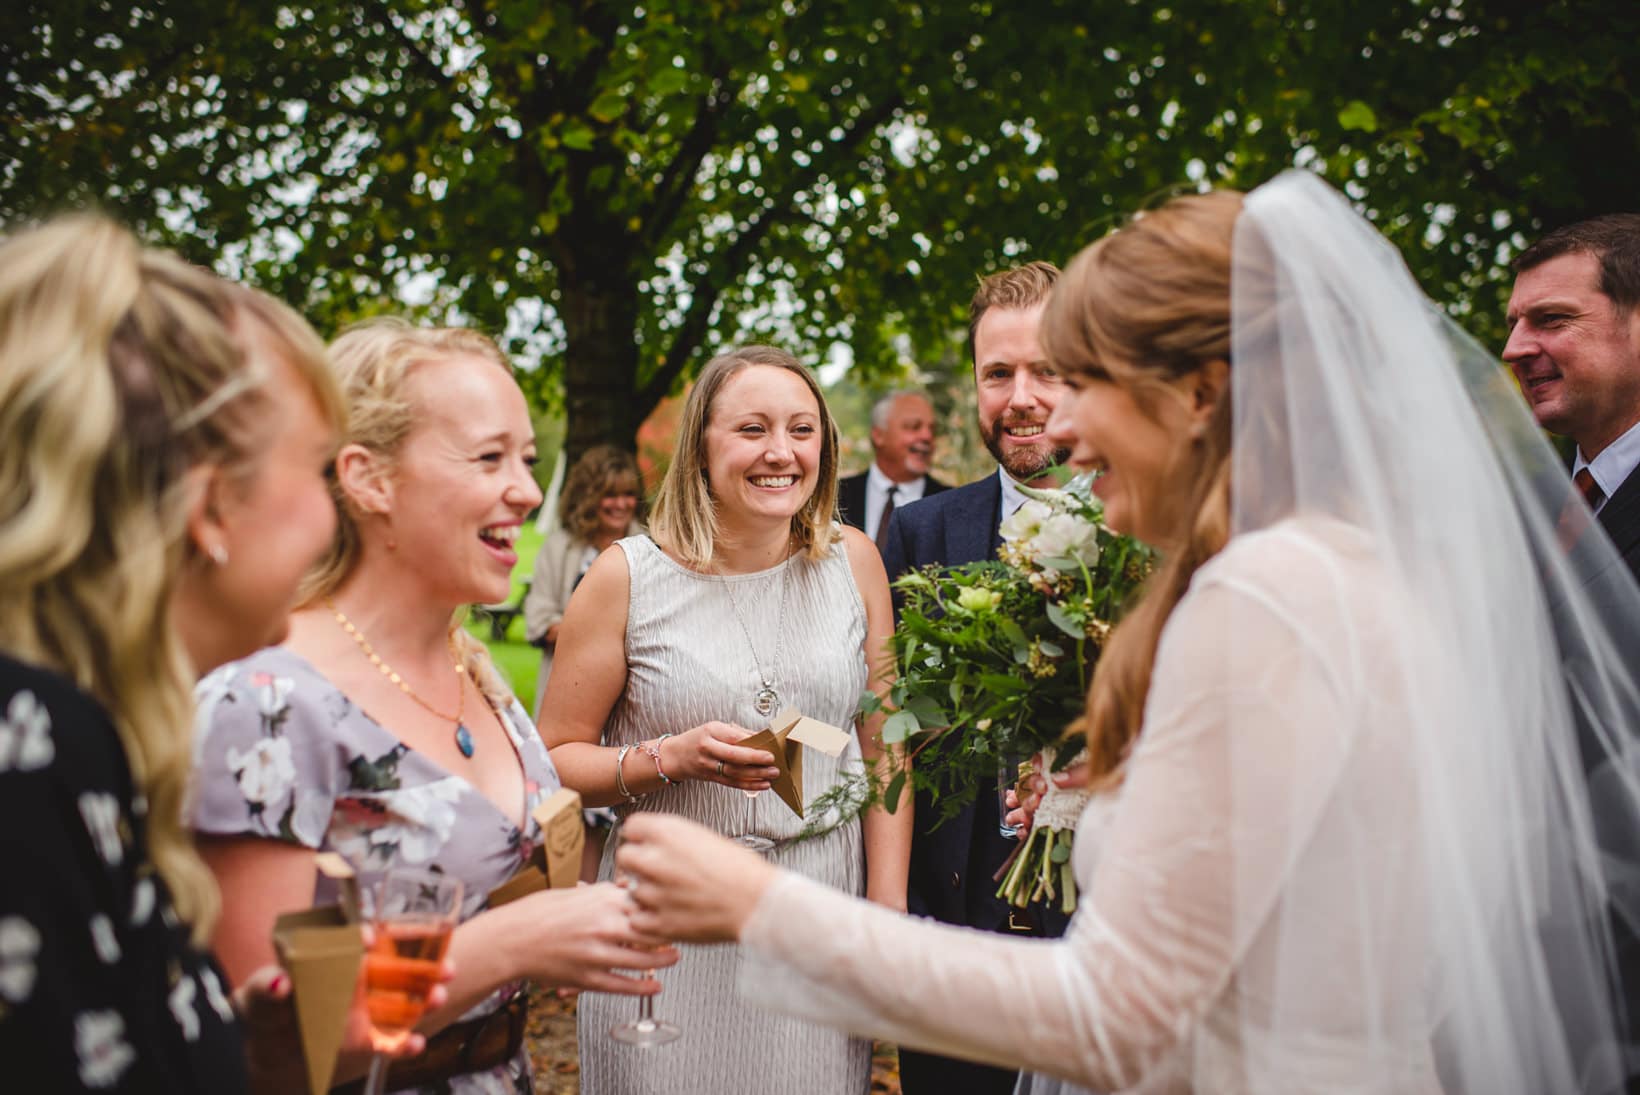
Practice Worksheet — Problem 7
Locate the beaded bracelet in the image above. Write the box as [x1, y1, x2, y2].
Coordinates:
[614, 742, 638, 802]
[640, 732, 676, 785]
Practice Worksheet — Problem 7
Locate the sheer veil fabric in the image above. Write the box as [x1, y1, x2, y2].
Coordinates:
[1227, 171, 1640, 1094]
[731, 171, 1640, 1093]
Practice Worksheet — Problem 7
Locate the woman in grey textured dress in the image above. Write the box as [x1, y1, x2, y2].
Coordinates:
[543, 345, 908, 1095]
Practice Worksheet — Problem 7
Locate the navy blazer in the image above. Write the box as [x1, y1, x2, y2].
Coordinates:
[836, 470, 951, 534]
[879, 474, 1022, 931]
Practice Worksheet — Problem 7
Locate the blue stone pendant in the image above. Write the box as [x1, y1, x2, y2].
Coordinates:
[454, 724, 476, 758]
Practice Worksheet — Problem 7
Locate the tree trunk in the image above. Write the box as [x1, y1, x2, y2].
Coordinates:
[557, 266, 645, 466]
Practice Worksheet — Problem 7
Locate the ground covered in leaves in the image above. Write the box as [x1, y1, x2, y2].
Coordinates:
[525, 984, 903, 1093]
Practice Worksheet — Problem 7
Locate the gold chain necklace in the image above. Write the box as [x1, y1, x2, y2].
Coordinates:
[326, 599, 476, 759]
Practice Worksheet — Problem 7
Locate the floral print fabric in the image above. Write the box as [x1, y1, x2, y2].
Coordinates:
[193, 646, 561, 1095]
[0, 652, 247, 1093]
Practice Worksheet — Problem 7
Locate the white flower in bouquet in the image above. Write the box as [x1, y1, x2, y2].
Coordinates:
[1032, 512, 1100, 567]
[998, 497, 1054, 544]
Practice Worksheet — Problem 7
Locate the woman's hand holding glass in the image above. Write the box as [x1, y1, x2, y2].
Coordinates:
[662, 722, 781, 792]
[489, 882, 679, 995]
[235, 953, 452, 1095]
[615, 813, 778, 944]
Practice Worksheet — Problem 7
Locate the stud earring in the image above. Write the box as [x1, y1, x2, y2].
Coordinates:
[208, 544, 229, 566]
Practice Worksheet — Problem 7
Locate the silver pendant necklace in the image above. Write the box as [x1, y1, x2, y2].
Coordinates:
[719, 550, 793, 719]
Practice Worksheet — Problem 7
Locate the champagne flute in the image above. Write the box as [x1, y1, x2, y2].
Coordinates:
[361, 867, 464, 1095]
[608, 824, 682, 1047]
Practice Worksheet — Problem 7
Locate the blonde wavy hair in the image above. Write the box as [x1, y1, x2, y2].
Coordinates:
[648, 345, 841, 569]
[298, 316, 519, 702]
[1040, 190, 1244, 788]
[559, 444, 642, 541]
[0, 214, 341, 943]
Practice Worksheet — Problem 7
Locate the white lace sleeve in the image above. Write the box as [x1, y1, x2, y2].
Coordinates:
[740, 530, 1367, 1090]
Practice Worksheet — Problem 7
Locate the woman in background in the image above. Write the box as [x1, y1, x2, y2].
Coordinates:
[193, 319, 672, 1094]
[524, 443, 642, 716]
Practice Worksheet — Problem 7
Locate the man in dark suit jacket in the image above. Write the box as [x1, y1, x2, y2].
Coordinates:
[878, 261, 1070, 1095]
[1505, 213, 1640, 580]
[1506, 213, 1640, 1094]
[837, 389, 949, 548]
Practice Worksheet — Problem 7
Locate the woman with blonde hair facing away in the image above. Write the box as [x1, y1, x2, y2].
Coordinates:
[0, 215, 427, 1091]
[192, 318, 673, 1094]
[524, 443, 643, 716]
[542, 345, 907, 1094]
[609, 175, 1640, 1094]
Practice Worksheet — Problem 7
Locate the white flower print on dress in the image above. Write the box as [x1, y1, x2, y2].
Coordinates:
[201, 967, 235, 1023]
[75, 1009, 136, 1087]
[0, 689, 54, 772]
[78, 792, 123, 866]
[252, 672, 295, 721]
[89, 914, 121, 964]
[169, 974, 200, 1042]
[227, 736, 296, 810]
[290, 787, 333, 847]
[130, 875, 156, 927]
[329, 778, 466, 867]
[0, 915, 41, 1003]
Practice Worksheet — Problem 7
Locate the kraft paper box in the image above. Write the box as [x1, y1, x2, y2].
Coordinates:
[739, 707, 853, 819]
[487, 787, 585, 907]
[271, 852, 363, 1095]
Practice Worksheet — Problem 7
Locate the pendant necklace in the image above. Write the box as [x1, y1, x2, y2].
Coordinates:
[328, 600, 477, 758]
[719, 549, 793, 719]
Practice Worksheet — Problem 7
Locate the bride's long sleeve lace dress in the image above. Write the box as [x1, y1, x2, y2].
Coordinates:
[737, 518, 1443, 1093]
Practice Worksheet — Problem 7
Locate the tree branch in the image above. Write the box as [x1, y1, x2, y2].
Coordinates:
[638, 55, 737, 247]
[637, 91, 906, 412]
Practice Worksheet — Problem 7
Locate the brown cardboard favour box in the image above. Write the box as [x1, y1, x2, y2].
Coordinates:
[271, 852, 363, 1095]
[738, 707, 853, 819]
[487, 787, 586, 908]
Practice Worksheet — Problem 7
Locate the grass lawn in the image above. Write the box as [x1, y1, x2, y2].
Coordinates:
[465, 520, 547, 707]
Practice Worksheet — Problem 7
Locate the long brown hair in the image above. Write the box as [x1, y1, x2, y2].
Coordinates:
[648, 345, 841, 569]
[1040, 190, 1244, 786]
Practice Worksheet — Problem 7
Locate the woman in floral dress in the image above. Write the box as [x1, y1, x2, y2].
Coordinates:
[193, 319, 672, 1094]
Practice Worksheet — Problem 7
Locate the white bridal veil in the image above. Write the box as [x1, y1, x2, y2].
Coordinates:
[1225, 170, 1640, 1093]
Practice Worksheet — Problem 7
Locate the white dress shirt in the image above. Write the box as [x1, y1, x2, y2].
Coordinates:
[865, 462, 930, 541]
[1572, 418, 1640, 513]
[997, 466, 1036, 526]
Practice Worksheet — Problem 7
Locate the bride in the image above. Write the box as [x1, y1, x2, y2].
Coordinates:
[610, 172, 1640, 1093]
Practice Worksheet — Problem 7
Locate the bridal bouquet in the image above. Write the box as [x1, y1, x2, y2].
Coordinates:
[859, 475, 1151, 913]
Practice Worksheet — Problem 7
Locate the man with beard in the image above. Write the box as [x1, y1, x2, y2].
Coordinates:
[879, 261, 1069, 1095]
[836, 389, 949, 550]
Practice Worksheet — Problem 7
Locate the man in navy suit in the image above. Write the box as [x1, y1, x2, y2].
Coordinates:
[1505, 213, 1640, 583]
[880, 261, 1070, 1095]
[836, 389, 950, 549]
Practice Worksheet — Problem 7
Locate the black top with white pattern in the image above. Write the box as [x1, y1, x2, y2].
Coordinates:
[0, 652, 246, 1093]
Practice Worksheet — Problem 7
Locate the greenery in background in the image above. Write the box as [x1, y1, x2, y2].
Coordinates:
[465, 521, 546, 707]
[7, 0, 1637, 461]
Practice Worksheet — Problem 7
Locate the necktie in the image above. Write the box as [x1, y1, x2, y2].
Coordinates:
[1559, 468, 1606, 550]
[1576, 467, 1606, 512]
[874, 486, 898, 553]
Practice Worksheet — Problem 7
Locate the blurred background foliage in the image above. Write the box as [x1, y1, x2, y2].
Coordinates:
[5, 0, 1636, 479]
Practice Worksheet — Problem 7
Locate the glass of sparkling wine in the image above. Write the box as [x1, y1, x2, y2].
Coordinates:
[362, 867, 463, 1095]
[608, 826, 682, 1047]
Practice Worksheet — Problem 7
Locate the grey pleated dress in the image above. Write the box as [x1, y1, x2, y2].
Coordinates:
[577, 534, 872, 1095]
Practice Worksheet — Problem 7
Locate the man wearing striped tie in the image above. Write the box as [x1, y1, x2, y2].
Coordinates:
[1505, 213, 1640, 582]
[836, 390, 950, 551]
